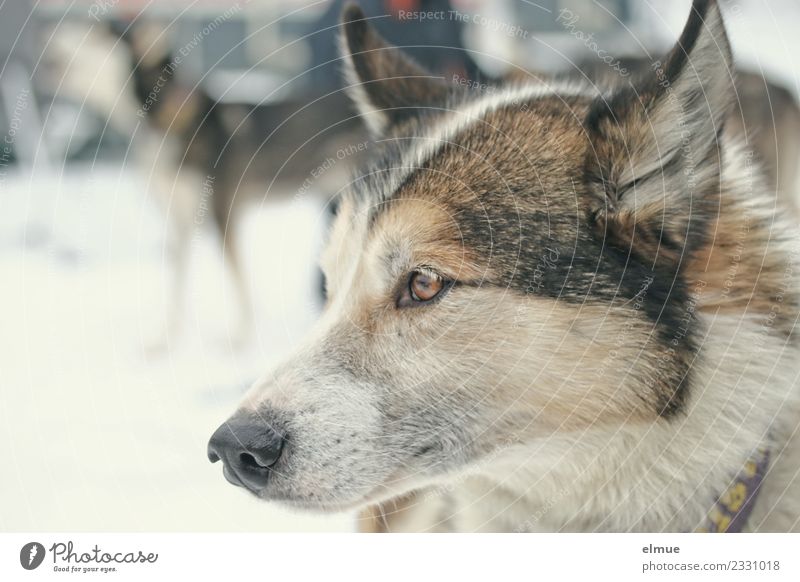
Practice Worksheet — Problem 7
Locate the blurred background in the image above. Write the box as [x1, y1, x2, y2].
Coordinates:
[1, 0, 799, 532]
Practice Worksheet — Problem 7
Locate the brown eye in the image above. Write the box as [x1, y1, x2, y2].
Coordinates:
[409, 271, 444, 302]
[397, 269, 452, 308]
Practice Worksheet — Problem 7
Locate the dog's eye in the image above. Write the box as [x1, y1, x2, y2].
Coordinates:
[397, 270, 450, 308]
[410, 271, 443, 301]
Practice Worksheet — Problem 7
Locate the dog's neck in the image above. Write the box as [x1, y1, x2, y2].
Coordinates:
[458, 310, 792, 533]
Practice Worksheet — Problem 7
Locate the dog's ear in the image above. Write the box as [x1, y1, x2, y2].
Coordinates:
[339, 4, 453, 137]
[583, 0, 734, 268]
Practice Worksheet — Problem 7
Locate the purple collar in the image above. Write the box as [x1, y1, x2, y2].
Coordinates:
[696, 447, 770, 533]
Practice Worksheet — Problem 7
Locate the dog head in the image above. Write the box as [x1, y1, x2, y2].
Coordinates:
[209, 0, 734, 511]
[111, 20, 203, 132]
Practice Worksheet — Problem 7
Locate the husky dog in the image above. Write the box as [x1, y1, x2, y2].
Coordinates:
[208, 0, 800, 532]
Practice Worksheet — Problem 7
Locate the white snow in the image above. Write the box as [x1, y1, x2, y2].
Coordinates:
[0, 165, 353, 531]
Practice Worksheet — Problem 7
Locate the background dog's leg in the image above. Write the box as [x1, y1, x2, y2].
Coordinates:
[144, 170, 197, 356]
[213, 184, 253, 350]
[166, 216, 192, 342]
[222, 223, 253, 349]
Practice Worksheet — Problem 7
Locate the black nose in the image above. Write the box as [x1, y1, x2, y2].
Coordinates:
[207, 414, 285, 493]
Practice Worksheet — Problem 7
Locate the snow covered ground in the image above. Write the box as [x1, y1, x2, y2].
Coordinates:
[0, 166, 353, 531]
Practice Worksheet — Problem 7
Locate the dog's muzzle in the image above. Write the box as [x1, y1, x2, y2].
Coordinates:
[207, 413, 285, 493]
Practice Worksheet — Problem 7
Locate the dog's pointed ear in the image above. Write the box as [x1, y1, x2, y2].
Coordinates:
[339, 4, 454, 136]
[584, 0, 734, 267]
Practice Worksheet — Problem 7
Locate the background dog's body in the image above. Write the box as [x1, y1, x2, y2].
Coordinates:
[134, 82, 363, 342]
[209, 0, 800, 532]
[123, 25, 366, 342]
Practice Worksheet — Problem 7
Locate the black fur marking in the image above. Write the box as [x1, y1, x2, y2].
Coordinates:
[575, 1, 729, 416]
